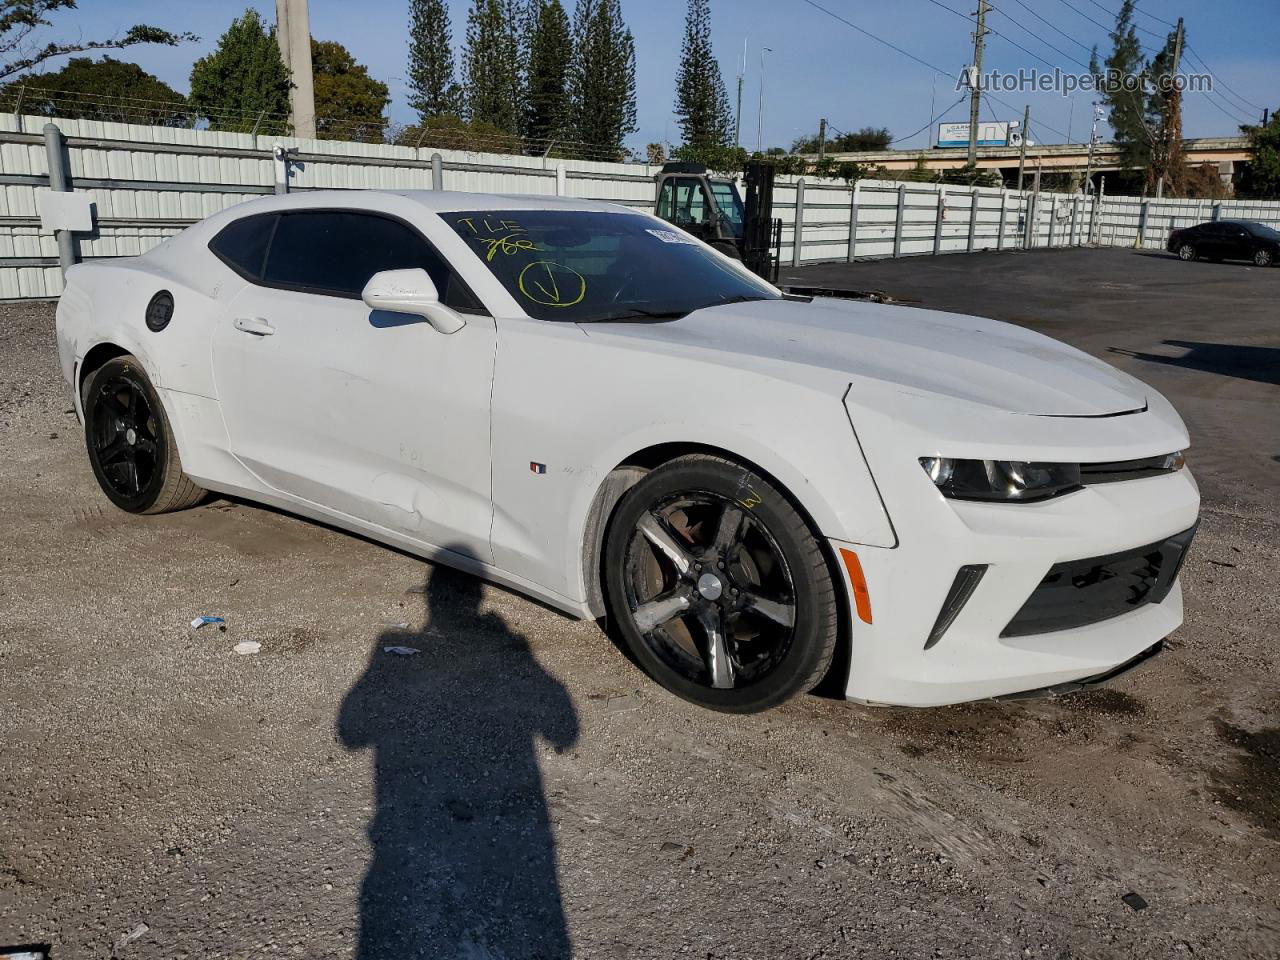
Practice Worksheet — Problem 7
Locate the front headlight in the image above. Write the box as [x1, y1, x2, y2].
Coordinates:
[919, 457, 1082, 502]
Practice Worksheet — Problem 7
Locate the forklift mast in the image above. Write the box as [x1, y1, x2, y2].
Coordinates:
[741, 161, 780, 284]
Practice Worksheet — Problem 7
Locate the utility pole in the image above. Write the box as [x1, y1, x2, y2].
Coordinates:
[734, 39, 745, 147]
[1083, 101, 1103, 195]
[275, 0, 316, 139]
[756, 46, 772, 153]
[967, 0, 991, 166]
[1017, 103, 1030, 191]
[817, 118, 827, 161]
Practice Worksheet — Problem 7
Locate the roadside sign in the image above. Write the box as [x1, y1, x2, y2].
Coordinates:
[937, 121, 1012, 148]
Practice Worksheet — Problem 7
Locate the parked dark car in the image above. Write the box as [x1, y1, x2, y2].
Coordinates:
[1167, 220, 1279, 267]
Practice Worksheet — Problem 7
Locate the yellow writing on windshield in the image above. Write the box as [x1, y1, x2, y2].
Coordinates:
[517, 261, 587, 308]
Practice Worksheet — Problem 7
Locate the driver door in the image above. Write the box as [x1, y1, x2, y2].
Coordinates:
[209, 208, 497, 560]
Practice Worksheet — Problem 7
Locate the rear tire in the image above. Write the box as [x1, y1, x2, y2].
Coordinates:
[1254, 248, 1275, 267]
[603, 454, 839, 713]
[83, 355, 205, 514]
[1177, 243, 1197, 261]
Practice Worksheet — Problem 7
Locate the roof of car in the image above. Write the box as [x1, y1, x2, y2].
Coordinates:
[286, 189, 643, 216]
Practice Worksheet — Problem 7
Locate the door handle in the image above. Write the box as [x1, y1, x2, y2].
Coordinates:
[234, 316, 275, 337]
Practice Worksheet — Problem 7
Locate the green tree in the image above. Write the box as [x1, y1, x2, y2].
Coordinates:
[5, 56, 187, 125]
[463, 0, 521, 133]
[673, 0, 732, 151]
[312, 39, 390, 142]
[189, 9, 290, 133]
[1238, 109, 1280, 199]
[407, 0, 460, 120]
[566, 0, 636, 159]
[1100, 0, 1153, 172]
[0, 0, 195, 83]
[791, 126, 891, 153]
[524, 0, 571, 145]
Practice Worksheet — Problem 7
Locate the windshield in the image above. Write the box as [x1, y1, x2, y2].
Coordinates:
[708, 180, 745, 238]
[1243, 221, 1280, 242]
[446, 209, 777, 322]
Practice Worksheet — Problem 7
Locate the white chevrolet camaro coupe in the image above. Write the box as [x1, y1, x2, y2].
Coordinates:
[56, 190, 1200, 712]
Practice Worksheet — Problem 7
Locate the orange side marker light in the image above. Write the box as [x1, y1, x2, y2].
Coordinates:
[839, 548, 874, 625]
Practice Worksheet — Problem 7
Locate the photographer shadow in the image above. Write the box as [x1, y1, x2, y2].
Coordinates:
[337, 550, 579, 959]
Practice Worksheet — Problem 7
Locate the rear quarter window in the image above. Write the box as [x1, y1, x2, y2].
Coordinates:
[208, 213, 278, 280]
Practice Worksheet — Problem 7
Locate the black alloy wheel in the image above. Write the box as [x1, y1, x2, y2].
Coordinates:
[1177, 243, 1197, 261]
[83, 356, 205, 514]
[1254, 248, 1275, 267]
[604, 455, 839, 713]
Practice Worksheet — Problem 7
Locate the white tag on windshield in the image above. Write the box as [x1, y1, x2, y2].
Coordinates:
[646, 228, 696, 245]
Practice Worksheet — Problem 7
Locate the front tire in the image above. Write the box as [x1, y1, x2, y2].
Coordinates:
[83, 355, 205, 514]
[1177, 243, 1197, 261]
[603, 455, 839, 713]
[1254, 248, 1275, 267]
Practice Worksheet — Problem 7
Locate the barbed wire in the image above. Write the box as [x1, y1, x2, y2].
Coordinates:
[0, 83, 636, 162]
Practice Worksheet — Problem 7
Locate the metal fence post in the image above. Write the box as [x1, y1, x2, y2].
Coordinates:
[1136, 199, 1150, 249]
[1069, 196, 1079, 246]
[996, 191, 1009, 251]
[966, 187, 979, 252]
[792, 178, 806, 267]
[431, 152, 444, 191]
[1048, 197, 1059, 248]
[556, 163, 566, 196]
[1211, 201, 1221, 221]
[42, 122, 77, 275]
[933, 187, 946, 255]
[893, 183, 906, 259]
[846, 181, 859, 262]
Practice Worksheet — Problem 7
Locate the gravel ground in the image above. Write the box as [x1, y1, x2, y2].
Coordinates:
[1, 248, 1277, 959]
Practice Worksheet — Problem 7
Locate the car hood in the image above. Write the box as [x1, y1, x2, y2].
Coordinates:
[580, 297, 1147, 417]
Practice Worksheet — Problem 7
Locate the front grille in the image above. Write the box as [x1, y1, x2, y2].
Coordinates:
[1001, 524, 1197, 638]
[1081, 453, 1182, 484]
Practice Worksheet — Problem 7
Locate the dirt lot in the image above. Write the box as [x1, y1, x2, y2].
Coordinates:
[1, 248, 1277, 959]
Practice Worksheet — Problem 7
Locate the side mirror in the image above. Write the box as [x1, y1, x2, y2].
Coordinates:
[361, 268, 466, 335]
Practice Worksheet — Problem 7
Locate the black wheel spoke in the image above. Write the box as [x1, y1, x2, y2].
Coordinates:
[695, 605, 735, 689]
[99, 436, 130, 466]
[99, 392, 129, 420]
[711, 504, 744, 555]
[637, 512, 693, 576]
[135, 437, 157, 456]
[632, 587, 693, 633]
[742, 591, 796, 628]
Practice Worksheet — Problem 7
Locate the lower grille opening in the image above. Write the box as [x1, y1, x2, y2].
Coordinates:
[924, 564, 988, 650]
[1001, 524, 1197, 639]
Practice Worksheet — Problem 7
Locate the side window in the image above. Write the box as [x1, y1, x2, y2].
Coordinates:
[262, 210, 483, 312]
[672, 178, 710, 226]
[209, 213, 277, 280]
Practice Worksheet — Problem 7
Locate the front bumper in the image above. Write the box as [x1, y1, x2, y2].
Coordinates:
[832, 468, 1200, 707]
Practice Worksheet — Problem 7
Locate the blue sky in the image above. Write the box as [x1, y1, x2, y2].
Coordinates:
[23, 0, 1279, 151]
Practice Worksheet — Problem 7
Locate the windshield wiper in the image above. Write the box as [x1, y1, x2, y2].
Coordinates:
[580, 307, 690, 323]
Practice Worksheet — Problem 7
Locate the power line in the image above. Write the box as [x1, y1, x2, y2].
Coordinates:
[987, 6, 1092, 72]
[796, 0, 954, 78]
[891, 94, 968, 145]
[1183, 43, 1269, 114]
[1001, 0, 1094, 56]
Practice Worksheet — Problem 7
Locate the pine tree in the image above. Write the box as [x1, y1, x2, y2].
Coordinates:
[674, 0, 733, 150]
[188, 8, 290, 133]
[1101, 0, 1152, 171]
[566, 0, 636, 158]
[464, 0, 521, 134]
[408, 0, 460, 120]
[525, 0, 572, 144]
